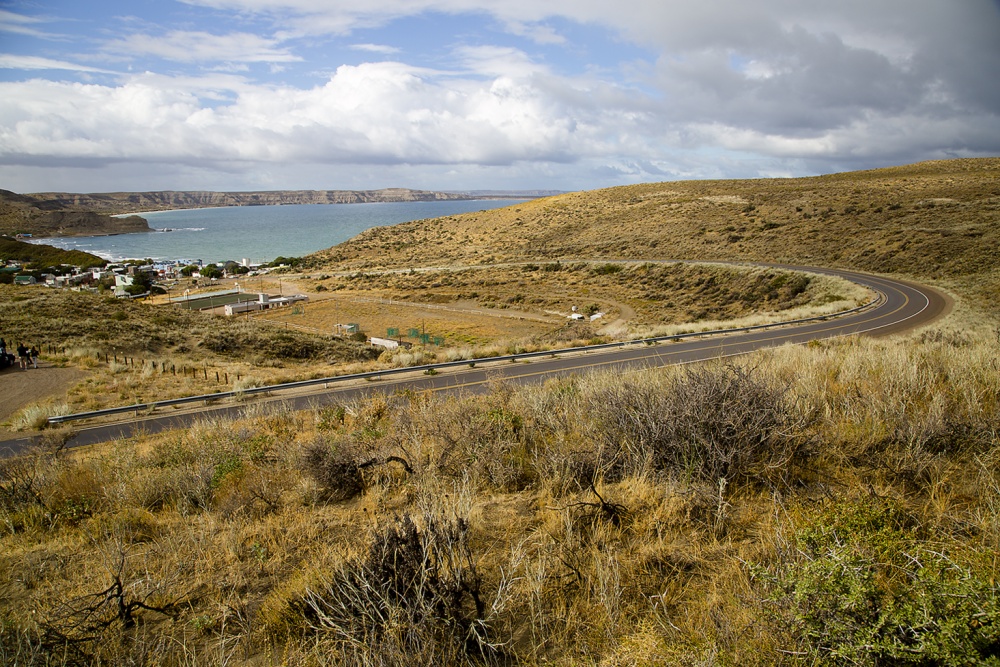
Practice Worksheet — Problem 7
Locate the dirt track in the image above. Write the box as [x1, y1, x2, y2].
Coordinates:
[0, 363, 88, 435]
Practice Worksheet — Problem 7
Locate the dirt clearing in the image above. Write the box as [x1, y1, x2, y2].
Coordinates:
[0, 362, 88, 433]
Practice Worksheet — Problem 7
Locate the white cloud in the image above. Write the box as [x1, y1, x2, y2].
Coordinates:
[502, 20, 567, 46]
[0, 58, 649, 173]
[452, 45, 548, 78]
[0, 54, 117, 74]
[0, 9, 62, 39]
[350, 43, 402, 55]
[103, 30, 301, 64]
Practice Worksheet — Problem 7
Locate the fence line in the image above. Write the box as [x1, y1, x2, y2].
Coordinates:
[48, 292, 883, 426]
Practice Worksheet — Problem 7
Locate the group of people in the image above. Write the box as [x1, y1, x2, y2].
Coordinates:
[0, 338, 39, 371]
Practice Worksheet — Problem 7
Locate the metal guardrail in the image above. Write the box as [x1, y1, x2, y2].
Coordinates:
[47, 292, 882, 426]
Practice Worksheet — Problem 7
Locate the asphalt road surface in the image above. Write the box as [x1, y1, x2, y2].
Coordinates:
[0, 265, 949, 457]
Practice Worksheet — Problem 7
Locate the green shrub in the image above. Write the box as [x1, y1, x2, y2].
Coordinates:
[755, 498, 1000, 665]
[592, 263, 623, 275]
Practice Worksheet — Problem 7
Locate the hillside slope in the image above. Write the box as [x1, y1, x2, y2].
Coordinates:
[2, 160, 998, 667]
[0, 237, 105, 270]
[0, 189, 150, 237]
[309, 159, 1000, 284]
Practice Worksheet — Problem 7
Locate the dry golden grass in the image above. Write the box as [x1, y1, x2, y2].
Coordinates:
[307, 158, 1000, 311]
[262, 262, 867, 353]
[2, 303, 998, 664]
[1, 260, 861, 421]
[2, 159, 999, 665]
[254, 288, 558, 348]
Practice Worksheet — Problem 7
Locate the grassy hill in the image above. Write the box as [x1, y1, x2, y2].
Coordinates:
[2, 159, 998, 666]
[0, 237, 106, 271]
[0, 284, 380, 416]
[309, 158, 1000, 311]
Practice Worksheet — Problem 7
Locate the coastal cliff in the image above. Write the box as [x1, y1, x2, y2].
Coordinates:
[28, 188, 477, 215]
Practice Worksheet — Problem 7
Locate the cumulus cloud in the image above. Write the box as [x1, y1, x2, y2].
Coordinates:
[1, 0, 997, 191]
[0, 61, 643, 171]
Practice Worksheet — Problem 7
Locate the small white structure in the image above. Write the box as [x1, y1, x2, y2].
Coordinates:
[114, 274, 135, 296]
[223, 293, 308, 316]
[225, 300, 259, 315]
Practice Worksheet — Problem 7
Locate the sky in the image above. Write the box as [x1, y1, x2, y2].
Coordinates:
[0, 0, 998, 194]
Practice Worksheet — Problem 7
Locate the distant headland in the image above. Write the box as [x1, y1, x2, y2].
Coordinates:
[25, 188, 557, 216]
[1, 188, 559, 238]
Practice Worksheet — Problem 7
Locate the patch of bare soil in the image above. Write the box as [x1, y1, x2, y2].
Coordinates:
[596, 298, 637, 336]
[0, 362, 88, 433]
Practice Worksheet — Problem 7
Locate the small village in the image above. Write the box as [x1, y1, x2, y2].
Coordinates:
[2, 248, 609, 355]
[1, 254, 288, 299]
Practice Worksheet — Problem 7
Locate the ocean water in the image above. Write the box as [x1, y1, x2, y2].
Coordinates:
[33, 199, 526, 265]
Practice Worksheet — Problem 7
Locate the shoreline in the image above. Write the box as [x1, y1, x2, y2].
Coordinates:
[25, 226, 155, 240]
[30, 198, 529, 265]
[112, 206, 233, 218]
[108, 196, 533, 219]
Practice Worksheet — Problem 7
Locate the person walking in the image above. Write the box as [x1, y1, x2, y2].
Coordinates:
[16, 343, 28, 370]
[30, 345, 39, 369]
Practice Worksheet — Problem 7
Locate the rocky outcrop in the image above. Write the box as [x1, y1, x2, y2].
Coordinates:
[0, 189, 152, 238]
[33, 211, 150, 237]
[28, 188, 476, 215]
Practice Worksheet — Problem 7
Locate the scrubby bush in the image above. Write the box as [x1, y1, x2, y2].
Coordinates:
[301, 436, 365, 502]
[302, 512, 489, 664]
[587, 364, 800, 484]
[755, 498, 1000, 666]
[417, 392, 534, 491]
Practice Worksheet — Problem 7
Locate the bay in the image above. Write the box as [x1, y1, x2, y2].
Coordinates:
[33, 199, 525, 265]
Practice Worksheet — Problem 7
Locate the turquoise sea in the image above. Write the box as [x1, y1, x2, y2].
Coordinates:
[33, 199, 526, 265]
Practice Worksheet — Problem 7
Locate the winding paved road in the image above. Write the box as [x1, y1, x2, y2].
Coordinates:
[0, 265, 949, 457]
